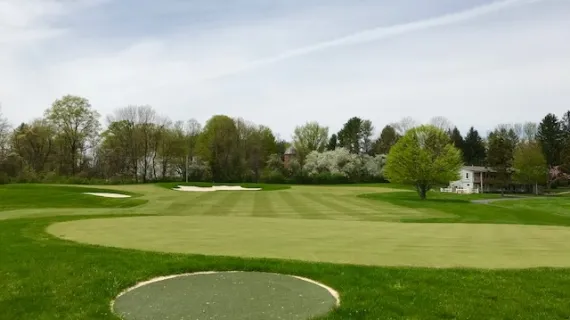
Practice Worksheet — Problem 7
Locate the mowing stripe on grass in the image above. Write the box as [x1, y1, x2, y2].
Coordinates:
[338, 196, 441, 221]
[298, 193, 364, 221]
[252, 192, 276, 217]
[202, 192, 244, 216]
[224, 193, 255, 217]
[278, 191, 327, 220]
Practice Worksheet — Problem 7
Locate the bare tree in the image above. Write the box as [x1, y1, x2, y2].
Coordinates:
[0, 105, 10, 160]
[522, 122, 538, 142]
[391, 117, 417, 135]
[429, 116, 453, 132]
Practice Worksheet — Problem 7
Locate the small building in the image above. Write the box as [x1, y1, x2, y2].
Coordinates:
[446, 165, 528, 194]
[283, 146, 297, 168]
[448, 166, 495, 193]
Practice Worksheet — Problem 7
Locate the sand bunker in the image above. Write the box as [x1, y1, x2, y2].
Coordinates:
[173, 185, 261, 192]
[83, 192, 132, 198]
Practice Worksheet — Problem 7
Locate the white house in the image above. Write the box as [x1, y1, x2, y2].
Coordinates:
[444, 166, 498, 194]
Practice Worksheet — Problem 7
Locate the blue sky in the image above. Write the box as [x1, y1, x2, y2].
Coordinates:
[1, 0, 569, 139]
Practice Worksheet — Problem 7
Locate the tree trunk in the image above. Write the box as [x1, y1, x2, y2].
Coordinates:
[535, 182, 538, 195]
[416, 183, 428, 200]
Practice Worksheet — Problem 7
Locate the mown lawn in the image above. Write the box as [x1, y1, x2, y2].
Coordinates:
[2, 184, 570, 319]
[362, 191, 570, 226]
[0, 184, 146, 211]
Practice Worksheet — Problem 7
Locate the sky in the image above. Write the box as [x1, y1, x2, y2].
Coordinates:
[0, 0, 569, 139]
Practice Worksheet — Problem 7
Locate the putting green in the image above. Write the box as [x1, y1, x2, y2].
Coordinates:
[48, 216, 570, 269]
[112, 271, 338, 320]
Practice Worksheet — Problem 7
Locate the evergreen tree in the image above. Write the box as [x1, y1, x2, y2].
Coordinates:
[487, 127, 518, 195]
[463, 127, 486, 165]
[449, 127, 464, 160]
[373, 125, 399, 155]
[326, 134, 338, 151]
[537, 113, 563, 167]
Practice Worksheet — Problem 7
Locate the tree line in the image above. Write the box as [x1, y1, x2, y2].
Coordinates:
[0, 94, 569, 188]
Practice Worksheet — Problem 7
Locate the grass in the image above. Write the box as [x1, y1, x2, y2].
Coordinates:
[0, 184, 146, 212]
[3, 183, 570, 319]
[361, 191, 570, 226]
[49, 215, 570, 268]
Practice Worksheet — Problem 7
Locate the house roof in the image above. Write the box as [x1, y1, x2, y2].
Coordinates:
[462, 165, 496, 173]
[284, 146, 296, 155]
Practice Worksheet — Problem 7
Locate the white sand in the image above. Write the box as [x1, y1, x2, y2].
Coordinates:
[83, 192, 131, 198]
[172, 185, 261, 192]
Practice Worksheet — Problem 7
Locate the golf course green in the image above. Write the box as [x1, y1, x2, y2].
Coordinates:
[3, 183, 570, 319]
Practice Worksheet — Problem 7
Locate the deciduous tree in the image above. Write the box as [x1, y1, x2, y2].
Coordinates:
[292, 121, 328, 161]
[44, 95, 100, 175]
[383, 125, 463, 199]
[196, 115, 240, 181]
[11, 120, 55, 174]
[391, 117, 417, 136]
[513, 141, 547, 194]
[0, 106, 10, 160]
[429, 116, 453, 132]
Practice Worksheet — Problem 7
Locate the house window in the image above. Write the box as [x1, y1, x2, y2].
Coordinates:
[466, 173, 469, 179]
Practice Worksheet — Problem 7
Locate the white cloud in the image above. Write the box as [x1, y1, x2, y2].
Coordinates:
[0, 0, 569, 139]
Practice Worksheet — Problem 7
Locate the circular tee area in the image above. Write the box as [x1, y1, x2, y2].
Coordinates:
[112, 271, 339, 320]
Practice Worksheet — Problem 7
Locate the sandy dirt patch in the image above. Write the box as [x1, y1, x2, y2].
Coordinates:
[173, 185, 261, 192]
[83, 192, 132, 198]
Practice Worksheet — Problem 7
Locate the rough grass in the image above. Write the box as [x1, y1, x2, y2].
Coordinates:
[4, 184, 570, 319]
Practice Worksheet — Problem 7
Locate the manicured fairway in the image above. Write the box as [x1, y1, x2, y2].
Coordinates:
[49, 215, 570, 268]
[4, 183, 570, 319]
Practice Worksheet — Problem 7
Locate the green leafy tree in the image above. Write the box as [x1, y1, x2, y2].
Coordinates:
[373, 125, 399, 155]
[383, 125, 463, 199]
[44, 95, 100, 175]
[486, 127, 518, 195]
[463, 127, 486, 165]
[196, 115, 240, 182]
[11, 120, 55, 174]
[326, 134, 338, 151]
[337, 117, 363, 154]
[337, 117, 375, 154]
[360, 120, 374, 155]
[448, 127, 464, 159]
[513, 141, 547, 194]
[537, 113, 563, 168]
[292, 121, 329, 162]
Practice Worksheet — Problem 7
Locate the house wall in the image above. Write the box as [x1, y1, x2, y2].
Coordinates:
[450, 169, 475, 189]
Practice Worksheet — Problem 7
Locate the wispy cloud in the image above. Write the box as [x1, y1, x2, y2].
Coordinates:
[0, 0, 568, 139]
[202, 0, 542, 81]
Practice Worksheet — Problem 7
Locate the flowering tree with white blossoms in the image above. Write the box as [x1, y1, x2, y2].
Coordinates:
[302, 147, 386, 180]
